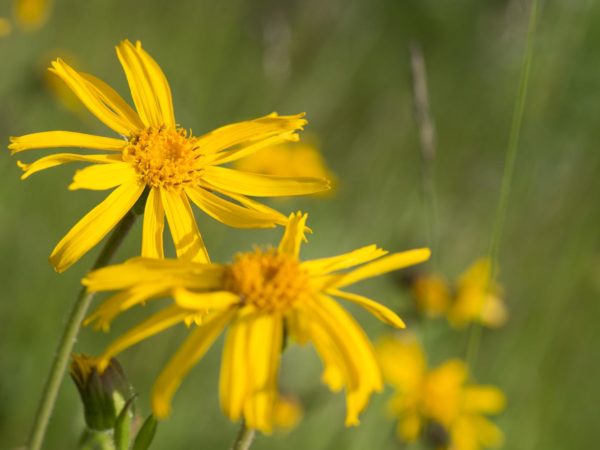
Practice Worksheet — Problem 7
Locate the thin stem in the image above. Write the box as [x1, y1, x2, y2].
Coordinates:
[465, 0, 539, 366]
[409, 41, 439, 271]
[230, 420, 255, 450]
[28, 210, 138, 450]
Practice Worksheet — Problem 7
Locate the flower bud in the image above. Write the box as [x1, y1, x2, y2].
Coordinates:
[70, 353, 134, 431]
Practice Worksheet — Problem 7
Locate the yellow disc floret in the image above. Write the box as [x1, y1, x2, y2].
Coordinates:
[123, 127, 202, 188]
[224, 249, 311, 312]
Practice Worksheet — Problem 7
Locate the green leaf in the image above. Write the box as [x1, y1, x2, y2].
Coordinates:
[132, 414, 158, 450]
[113, 397, 135, 450]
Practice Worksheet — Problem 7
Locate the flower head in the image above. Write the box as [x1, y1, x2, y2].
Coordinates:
[9, 40, 330, 272]
[377, 335, 505, 450]
[83, 212, 430, 433]
[14, 0, 51, 31]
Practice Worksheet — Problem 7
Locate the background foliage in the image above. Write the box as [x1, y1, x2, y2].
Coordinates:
[1, 0, 598, 449]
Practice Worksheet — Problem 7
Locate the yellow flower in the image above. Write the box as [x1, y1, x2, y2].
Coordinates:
[410, 259, 508, 328]
[82, 212, 430, 433]
[447, 259, 508, 329]
[377, 335, 505, 450]
[14, 0, 51, 31]
[9, 40, 330, 272]
[233, 139, 337, 195]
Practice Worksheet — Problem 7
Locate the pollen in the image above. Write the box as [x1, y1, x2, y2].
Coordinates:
[224, 249, 311, 312]
[123, 127, 203, 188]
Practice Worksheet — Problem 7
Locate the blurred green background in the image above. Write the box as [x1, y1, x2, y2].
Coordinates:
[1, 0, 599, 449]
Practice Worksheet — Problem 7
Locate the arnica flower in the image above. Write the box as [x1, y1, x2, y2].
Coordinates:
[14, 0, 51, 31]
[411, 259, 507, 328]
[377, 334, 505, 450]
[234, 139, 337, 195]
[9, 40, 329, 272]
[82, 212, 430, 433]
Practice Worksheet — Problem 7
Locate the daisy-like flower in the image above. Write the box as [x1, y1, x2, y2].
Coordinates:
[377, 334, 506, 450]
[9, 40, 329, 272]
[82, 212, 430, 432]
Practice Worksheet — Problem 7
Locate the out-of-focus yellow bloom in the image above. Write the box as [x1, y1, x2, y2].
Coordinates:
[0, 18, 12, 37]
[234, 140, 337, 195]
[411, 258, 508, 328]
[83, 212, 430, 433]
[377, 335, 505, 450]
[273, 395, 303, 431]
[447, 259, 508, 329]
[14, 0, 51, 31]
[9, 40, 330, 272]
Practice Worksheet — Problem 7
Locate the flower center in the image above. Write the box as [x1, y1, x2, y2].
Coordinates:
[123, 127, 202, 188]
[224, 249, 311, 313]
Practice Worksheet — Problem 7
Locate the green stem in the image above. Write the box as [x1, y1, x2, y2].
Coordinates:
[230, 420, 255, 450]
[465, 0, 539, 366]
[28, 211, 138, 450]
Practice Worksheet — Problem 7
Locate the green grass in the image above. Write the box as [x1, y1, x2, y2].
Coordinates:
[1, 0, 599, 449]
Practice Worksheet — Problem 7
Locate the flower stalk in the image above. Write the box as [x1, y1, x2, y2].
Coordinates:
[231, 420, 255, 450]
[28, 210, 138, 450]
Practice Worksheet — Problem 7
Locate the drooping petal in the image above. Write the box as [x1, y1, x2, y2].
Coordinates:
[330, 248, 431, 289]
[220, 307, 254, 422]
[17, 153, 122, 179]
[83, 257, 225, 292]
[8, 131, 126, 154]
[242, 312, 283, 433]
[203, 166, 330, 197]
[302, 245, 388, 276]
[116, 40, 175, 127]
[96, 305, 191, 371]
[194, 112, 307, 155]
[152, 308, 236, 419]
[69, 162, 138, 190]
[161, 189, 209, 263]
[328, 289, 405, 329]
[277, 212, 308, 258]
[50, 181, 144, 272]
[50, 59, 142, 135]
[173, 288, 239, 311]
[185, 186, 280, 229]
[142, 188, 165, 258]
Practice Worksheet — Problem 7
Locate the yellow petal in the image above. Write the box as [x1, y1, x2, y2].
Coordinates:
[203, 166, 330, 197]
[161, 189, 210, 263]
[220, 307, 254, 422]
[328, 289, 405, 329]
[69, 162, 138, 190]
[470, 416, 504, 447]
[302, 245, 388, 276]
[173, 288, 239, 311]
[152, 308, 235, 419]
[278, 212, 308, 257]
[18, 153, 122, 179]
[50, 181, 144, 272]
[464, 386, 506, 414]
[116, 40, 175, 127]
[50, 59, 141, 135]
[398, 412, 422, 442]
[332, 248, 431, 289]
[83, 257, 224, 292]
[185, 186, 280, 229]
[85, 283, 170, 331]
[195, 112, 307, 155]
[9, 131, 126, 154]
[376, 335, 426, 391]
[213, 190, 289, 226]
[242, 312, 283, 433]
[97, 305, 190, 371]
[207, 130, 299, 166]
[142, 188, 165, 258]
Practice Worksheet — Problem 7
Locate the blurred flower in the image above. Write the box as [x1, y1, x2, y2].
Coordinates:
[411, 258, 508, 328]
[233, 139, 337, 196]
[0, 18, 12, 37]
[70, 353, 134, 431]
[273, 395, 303, 431]
[9, 40, 330, 272]
[377, 334, 505, 450]
[13, 0, 51, 31]
[82, 212, 430, 433]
